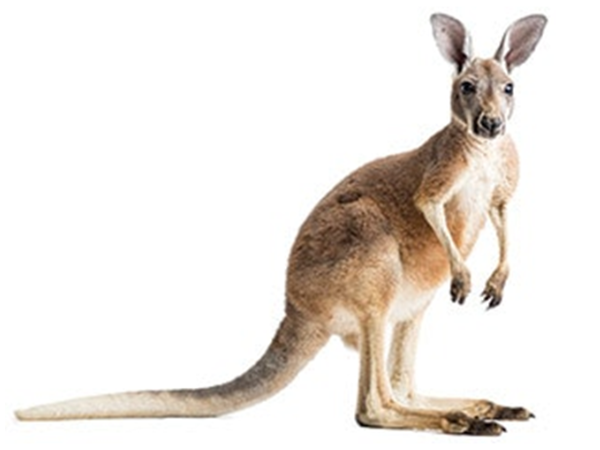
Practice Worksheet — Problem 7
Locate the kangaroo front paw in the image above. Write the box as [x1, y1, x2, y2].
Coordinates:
[481, 267, 509, 309]
[442, 411, 505, 436]
[450, 267, 471, 305]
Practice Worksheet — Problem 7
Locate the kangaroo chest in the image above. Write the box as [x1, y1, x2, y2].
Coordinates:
[446, 150, 501, 253]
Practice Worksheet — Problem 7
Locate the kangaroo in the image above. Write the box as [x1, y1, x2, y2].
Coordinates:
[16, 13, 547, 435]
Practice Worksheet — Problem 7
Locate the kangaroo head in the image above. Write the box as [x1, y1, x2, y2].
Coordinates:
[431, 14, 547, 139]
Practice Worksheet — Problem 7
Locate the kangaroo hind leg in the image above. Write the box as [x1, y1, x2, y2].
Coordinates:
[354, 314, 505, 435]
[387, 314, 534, 421]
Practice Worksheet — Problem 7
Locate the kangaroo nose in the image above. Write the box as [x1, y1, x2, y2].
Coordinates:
[479, 115, 503, 136]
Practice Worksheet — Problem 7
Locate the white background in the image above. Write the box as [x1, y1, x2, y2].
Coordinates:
[1, 1, 597, 448]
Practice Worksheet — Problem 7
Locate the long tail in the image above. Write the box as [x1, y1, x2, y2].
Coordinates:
[16, 312, 329, 421]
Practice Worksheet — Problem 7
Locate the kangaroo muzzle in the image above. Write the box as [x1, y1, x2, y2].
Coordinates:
[475, 113, 505, 139]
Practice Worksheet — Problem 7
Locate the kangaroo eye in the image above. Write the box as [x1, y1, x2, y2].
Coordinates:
[460, 81, 476, 95]
[504, 83, 514, 96]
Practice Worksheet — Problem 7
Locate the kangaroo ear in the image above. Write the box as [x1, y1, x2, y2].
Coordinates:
[495, 15, 547, 72]
[430, 13, 472, 73]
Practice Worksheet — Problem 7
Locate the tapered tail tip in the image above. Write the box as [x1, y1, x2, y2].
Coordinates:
[15, 404, 71, 421]
[15, 407, 46, 421]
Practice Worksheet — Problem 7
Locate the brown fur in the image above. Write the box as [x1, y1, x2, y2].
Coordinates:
[16, 13, 546, 435]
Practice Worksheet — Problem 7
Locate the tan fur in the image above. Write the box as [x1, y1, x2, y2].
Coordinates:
[16, 13, 546, 435]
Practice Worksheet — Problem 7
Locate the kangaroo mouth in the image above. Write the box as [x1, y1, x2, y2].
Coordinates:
[472, 121, 505, 139]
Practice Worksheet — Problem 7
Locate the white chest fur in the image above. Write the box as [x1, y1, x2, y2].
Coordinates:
[450, 145, 502, 236]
